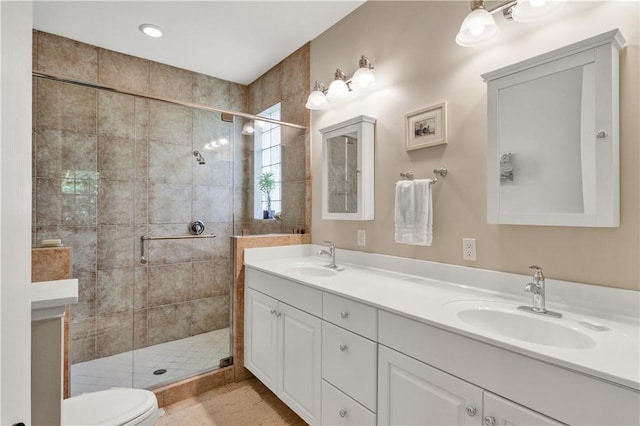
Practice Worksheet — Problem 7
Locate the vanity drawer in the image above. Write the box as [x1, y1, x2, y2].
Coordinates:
[322, 379, 376, 426]
[245, 267, 322, 317]
[323, 292, 377, 340]
[322, 321, 377, 411]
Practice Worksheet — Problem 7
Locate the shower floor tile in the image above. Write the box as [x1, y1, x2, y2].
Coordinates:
[71, 328, 230, 397]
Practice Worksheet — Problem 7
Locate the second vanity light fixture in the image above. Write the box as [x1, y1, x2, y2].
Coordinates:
[456, 0, 565, 47]
[305, 55, 376, 110]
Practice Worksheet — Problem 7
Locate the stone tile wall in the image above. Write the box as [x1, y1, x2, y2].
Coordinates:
[237, 43, 311, 235]
[32, 31, 247, 364]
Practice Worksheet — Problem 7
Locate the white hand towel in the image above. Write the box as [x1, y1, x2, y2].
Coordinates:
[394, 179, 433, 246]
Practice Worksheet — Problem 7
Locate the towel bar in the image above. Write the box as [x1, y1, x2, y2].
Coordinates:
[400, 167, 448, 183]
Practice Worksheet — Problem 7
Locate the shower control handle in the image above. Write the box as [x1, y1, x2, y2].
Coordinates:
[190, 220, 205, 235]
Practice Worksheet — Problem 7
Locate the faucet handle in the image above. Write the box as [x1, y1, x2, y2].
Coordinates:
[324, 240, 335, 248]
[528, 265, 544, 279]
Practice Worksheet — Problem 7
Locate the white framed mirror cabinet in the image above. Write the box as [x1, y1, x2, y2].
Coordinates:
[483, 29, 624, 227]
[320, 115, 376, 220]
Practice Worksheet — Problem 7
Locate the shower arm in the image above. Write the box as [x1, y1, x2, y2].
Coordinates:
[139, 234, 217, 264]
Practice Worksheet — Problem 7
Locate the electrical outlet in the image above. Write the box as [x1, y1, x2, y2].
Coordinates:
[463, 238, 476, 261]
[357, 229, 366, 247]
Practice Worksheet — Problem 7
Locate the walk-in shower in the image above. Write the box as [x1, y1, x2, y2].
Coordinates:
[31, 29, 309, 398]
[32, 69, 239, 395]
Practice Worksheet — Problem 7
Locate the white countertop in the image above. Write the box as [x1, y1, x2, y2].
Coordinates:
[31, 279, 78, 321]
[244, 244, 640, 391]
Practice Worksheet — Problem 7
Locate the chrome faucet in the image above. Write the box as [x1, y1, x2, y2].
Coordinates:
[317, 241, 337, 269]
[517, 265, 562, 318]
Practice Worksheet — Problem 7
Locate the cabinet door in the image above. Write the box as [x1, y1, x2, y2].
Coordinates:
[278, 302, 322, 425]
[378, 345, 482, 426]
[483, 393, 565, 426]
[244, 288, 279, 393]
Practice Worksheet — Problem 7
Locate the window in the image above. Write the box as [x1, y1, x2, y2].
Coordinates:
[254, 103, 281, 218]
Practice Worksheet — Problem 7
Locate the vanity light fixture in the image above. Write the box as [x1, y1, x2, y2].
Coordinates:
[456, 0, 565, 47]
[139, 23, 163, 38]
[305, 55, 375, 110]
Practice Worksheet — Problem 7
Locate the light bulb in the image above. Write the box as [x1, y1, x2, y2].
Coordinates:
[512, 0, 564, 22]
[469, 24, 484, 36]
[327, 79, 349, 101]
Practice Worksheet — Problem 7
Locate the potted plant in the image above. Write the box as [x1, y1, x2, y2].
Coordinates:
[258, 171, 276, 219]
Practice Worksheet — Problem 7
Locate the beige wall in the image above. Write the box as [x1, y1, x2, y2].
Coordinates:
[311, 1, 639, 290]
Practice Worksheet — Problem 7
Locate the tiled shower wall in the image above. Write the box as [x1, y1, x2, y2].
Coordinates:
[236, 43, 311, 235]
[32, 31, 248, 364]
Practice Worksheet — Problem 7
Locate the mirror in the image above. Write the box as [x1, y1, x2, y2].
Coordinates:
[483, 29, 623, 227]
[320, 116, 376, 220]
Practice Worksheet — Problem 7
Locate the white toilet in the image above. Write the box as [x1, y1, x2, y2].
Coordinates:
[62, 388, 159, 425]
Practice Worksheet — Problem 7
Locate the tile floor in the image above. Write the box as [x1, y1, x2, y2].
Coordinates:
[71, 328, 230, 396]
[156, 377, 305, 425]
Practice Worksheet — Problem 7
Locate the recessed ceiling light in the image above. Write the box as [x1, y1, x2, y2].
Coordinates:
[139, 24, 163, 38]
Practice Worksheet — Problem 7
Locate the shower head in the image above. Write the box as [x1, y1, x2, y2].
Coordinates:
[193, 150, 206, 165]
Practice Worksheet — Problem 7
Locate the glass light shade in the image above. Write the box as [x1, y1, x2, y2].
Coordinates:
[305, 90, 328, 110]
[512, 0, 565, 22]
[326, 79, 350, 101]
[241, 121, 255, 135]
[455, 8, 498, 47]
[351, 67, 376, 90]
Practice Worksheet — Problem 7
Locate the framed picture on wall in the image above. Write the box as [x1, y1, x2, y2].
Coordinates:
[405, 102, 447, 151]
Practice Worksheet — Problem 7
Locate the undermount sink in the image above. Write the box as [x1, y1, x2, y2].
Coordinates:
[445, 300, 596, 349]
[285, 264, 338, 278]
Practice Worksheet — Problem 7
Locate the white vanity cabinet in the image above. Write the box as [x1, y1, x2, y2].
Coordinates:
[244, 270, 322, 425]
[244, 257, 639, 426]
[378, 310, 638, 426]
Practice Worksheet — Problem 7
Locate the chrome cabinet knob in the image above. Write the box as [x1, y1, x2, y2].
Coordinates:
[270, 309, 276, 315]
[484, 416, 496, 426]
[339, 409, 347, 418]
[276, 312, 281, 318]
[340, 311, 349, 319]
[596, 130, 608, 139]
[465, 405, 476, 417]
[339, 344, 348, 352]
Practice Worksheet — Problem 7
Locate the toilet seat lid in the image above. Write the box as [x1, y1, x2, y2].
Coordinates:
[63, 388, 158, 425]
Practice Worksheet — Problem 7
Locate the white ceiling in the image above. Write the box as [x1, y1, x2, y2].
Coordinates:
[33, 1, 366, 85]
